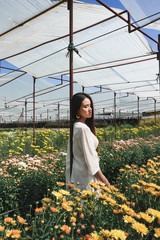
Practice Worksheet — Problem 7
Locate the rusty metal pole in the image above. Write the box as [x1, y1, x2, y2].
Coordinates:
[137, 96, 140, 123]
[68, 0, 74, 178]
[154, 98, 156, 125]
[25, 99, 27, 132]
[33, 77, 36, 145]
[114, 92, 117, 139]
[58, 102, 60, 129]
[157, 34, 160, 92]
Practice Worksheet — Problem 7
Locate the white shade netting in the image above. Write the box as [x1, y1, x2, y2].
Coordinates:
[0, 0, 159, 121]
[119, 0, 160, 29]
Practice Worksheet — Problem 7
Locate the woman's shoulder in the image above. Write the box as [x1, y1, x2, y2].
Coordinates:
[74, 122, 90, 133]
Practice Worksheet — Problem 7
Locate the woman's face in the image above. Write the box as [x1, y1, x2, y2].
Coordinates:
[78, 97, 92, 121]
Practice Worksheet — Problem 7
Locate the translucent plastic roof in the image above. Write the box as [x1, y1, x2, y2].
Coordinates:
[119, 0, 160, 29]
[0, 0, 159, 122]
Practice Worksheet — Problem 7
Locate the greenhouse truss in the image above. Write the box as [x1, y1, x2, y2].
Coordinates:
[0, 0, 160, 123]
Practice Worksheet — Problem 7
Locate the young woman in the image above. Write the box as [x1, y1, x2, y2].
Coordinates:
[66, 92, 110, 191]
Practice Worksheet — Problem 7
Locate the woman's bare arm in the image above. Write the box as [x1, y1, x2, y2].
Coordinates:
[94, 169, 110, 187]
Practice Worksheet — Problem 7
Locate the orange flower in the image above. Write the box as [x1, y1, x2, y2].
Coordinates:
[80, 213, 84, 219]
[4, 217, 16, 225]
[99, 194, 106, 200]
[61, 225, 71, 234]
[17, 216, 27, 225]
[35, 207, 43, 213]
[61, 225, 69, 232]
[74, 188, 80, 192]
[0, 225, 5, 231]
[57, 182, 65, 186]
[50, 207, 58, 213]
[73, 212, 77, 216]
[67, 183, 74, 188]
[65, 228, 71, 234]
[11, 230, 21, 239]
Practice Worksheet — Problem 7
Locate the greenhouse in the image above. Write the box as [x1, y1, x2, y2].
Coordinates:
[0, 0, 160, 239]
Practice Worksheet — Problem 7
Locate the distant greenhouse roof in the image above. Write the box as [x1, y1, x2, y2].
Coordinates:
[0, 0, 159, 122]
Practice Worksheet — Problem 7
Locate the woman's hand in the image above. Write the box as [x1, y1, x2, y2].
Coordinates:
[94, 169, 110, 187]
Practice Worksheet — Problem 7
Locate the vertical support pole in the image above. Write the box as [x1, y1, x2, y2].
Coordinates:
[82, 86, 85, 92]
[68, 0, 74, 178]
[25, 99, 27, 131]
[137, 96, 140, 122]
[154, 98, 156, 125]
[58, 102, 60, 129]
[114, 92, 117, 138]
[157, 34, 160, 91]
[33, 77, 36, 145]
[47, 109, 49, 122]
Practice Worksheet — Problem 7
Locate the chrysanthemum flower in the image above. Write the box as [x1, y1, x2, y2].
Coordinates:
[52, 191, 63, 199]
[42, 197, 52, 203]
[110, 229, 127, 240]
[131, 222, 149, 236]
[17, 216, 27, 225]
[154, 228, 160, 238]
[123, 215, 136, 224]
[137, 212, 155, 223]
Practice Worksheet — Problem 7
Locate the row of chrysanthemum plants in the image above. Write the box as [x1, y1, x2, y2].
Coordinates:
[0, 156, 159, 239]
[0, 129, 69, 159]
[1, 125, 160, 159]
[96, 124, 160, 141]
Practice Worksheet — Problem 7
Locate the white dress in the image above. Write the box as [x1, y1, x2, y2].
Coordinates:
[66, 122, 100, 191]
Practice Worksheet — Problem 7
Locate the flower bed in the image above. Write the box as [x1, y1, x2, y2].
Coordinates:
[0, 156, 159, 239]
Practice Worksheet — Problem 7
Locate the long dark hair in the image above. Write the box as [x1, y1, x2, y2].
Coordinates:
[71, 92, 95, 134]
[69, 92, 96, 178]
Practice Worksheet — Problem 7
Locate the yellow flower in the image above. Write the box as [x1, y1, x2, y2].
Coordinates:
[59, 189, 70, 196]
[89, 182, 100, 189]
[154, 228, 160, 238]
[52, 191, 63, 199]
[131, 222, 149, 236]
[90, 232, 104, 240]
[131, 184, 141, 190]
[81, 190, 96, 198]
[61, 202, 73, 212]
[119, 204, 134, 214]
[42, 198, 52, 203]
[5, 230, 12, 237]
[105, 197, 117, 206]
[123, 215, 136, 224]
[146, 208, 160, 221]
[137, 212, 155, 223]
[70, 216, 76, 223]
[110, 229, 127, 240]
[115, 193, 127, 201]
[101, 229, 110, 237]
